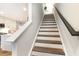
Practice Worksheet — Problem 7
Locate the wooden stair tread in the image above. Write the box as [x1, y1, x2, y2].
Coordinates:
[40, 26, 57, 28]
[31, 51, 64, 56]
[40, 25, 57, 28]
[43, 19, 55, 20]
[43, 21, 56, 22]
[39, 28, 58, 32]
[42, 23, 56, 24]
[38, 34, 60, 37]
[41, 24, 57, 26]
[42, 25, 57, 27]
[33, 46, 65, 55]
[34, 43, 63, 49]
[36, 40, 62, 44]
[42, 21, 56, 23]
[38, 32, 59, 36]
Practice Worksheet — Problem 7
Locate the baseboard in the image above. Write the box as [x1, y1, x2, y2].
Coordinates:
[53, 10, 68, 56]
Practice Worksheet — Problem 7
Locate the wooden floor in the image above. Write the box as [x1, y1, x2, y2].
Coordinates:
[31, 14, 65, 56]
[0, 32, 11, 56]
[0, 49, 12, 56]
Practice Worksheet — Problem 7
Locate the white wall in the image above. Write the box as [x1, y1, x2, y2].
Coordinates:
[54, 3, 79, 31]
[12, 3, 44, 56]
[43, 3, 54, 14]
[54, 3, 79, 56]
[0, 3, 28, 22]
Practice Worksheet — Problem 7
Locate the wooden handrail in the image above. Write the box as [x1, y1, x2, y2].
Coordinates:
[55, 7, 79, 36]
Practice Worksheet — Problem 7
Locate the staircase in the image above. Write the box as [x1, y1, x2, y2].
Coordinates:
[31, 14, 65, 56]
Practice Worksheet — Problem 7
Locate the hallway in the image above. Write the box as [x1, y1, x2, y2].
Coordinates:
[31, 14, 65, 56]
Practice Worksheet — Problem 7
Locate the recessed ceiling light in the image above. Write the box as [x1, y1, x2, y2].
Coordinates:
[23, 8, 27, 11]
[0, 11, 4, 15]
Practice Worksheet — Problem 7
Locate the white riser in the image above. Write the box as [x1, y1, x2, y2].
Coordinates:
[42, 23, 56, 24]
[37, 37, 61, 41]
[40, 28, 58, 31]
[31, 51, 63, 56]
[43, 21, 55, 22]
[38, 32, 59, 35]
[35, 43, 63, 49]
[40, 25, 57, 28]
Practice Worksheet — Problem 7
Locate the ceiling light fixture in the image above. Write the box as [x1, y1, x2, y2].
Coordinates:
[0, 11, 4, 15]
[23, 8, 27, 11]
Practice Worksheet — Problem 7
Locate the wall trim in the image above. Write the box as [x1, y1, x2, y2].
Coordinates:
[55, 7, 79, 36]
[53, 12, 68, 56]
